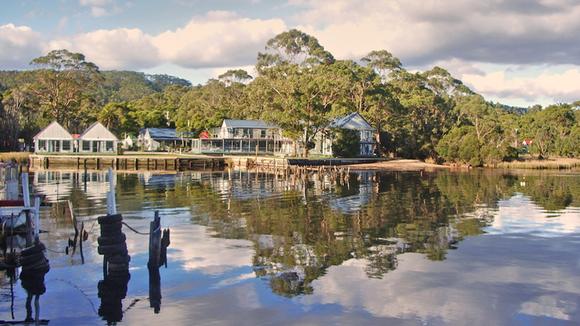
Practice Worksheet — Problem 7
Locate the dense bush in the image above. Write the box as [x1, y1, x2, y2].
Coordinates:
[332, 129, 360, 158]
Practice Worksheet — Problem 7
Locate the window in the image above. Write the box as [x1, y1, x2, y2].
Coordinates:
[106, 141, 114, 151]
[260, 130, 266, 138]
[38, 140, 46, 151]
[62, 140, 71, 151]
[82, 140, 90, 151]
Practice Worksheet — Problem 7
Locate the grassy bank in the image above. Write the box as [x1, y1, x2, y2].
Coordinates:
[494, 157, 580, 170]
[0, 152, 30, 164]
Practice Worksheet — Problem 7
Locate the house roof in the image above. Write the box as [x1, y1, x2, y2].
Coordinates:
[33, 121, 73, 140]
[143, 128, 178, 140]
[80, 122, 119, 141]
[330, 112, 374, 131]
[222, 119, 278, 129]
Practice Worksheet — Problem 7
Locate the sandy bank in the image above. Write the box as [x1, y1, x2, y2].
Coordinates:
[345, 159, 450, 171]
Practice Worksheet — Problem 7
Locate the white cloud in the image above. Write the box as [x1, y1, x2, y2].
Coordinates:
[301, 250, 580, 324]
[0, 24, 43, 69]
[168, 224, 254, 275]
[79, 0, 114, 17]
[463, 66, 580, 105]
[291, 0, 580, 66]
[3, 2, 580, 105]
[46, 28, 160, 70]
[39, 11, 285, 71]
[152, 11, 286, 68]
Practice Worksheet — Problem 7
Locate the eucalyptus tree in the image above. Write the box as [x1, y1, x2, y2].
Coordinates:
[256, 29, 335, 74]
[252, 30, 340, 157]
[218, 69, 253, 86]
[250, 64, 335, 156]
[27, 49, 102, 131]
[361, 50, 402, 82]
[1, 87, 41, 150]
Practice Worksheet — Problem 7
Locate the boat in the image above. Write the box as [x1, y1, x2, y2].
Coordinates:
[0, 167, 41, 236]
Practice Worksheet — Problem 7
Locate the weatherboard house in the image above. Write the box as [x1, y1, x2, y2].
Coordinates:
[138, 128, 196, 151]
[78, 122, 119, 153]
[192, 119, 294, 154]
[33, 121, 75, 153]
[34, 121, 119, 153]
[311, 112, 376, 157]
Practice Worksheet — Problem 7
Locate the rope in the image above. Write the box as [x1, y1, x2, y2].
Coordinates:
[121, 222, 149, 235]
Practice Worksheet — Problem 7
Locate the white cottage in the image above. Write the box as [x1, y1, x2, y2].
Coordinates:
[78, 122, 119, 153]
[121, 135, 137, 150]
[33, 121, 75, 153]
[312, 112, 376, 157]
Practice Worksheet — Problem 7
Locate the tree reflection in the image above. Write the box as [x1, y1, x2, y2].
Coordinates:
[185, 169, 579, 295]
[31, 169, 580, 297]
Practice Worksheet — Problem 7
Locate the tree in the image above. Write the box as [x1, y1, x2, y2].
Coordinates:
[389, 71, 452, 159]
[28, 49, 101, 131]
[421, 67, 473, 99]
[218, 69, 253, 86]
[520, 104, 576, 158]
[332, 129, 360, 157]
[1, 87, 41, 150]
[361, 50, 402, 82]
[252, 64, 347, 157]
[98, 102, 138, 136]
[256, 29, 334, 74]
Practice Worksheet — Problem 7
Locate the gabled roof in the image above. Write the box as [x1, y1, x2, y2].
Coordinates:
[222, 119, 278, 129]
[80, 122, 118, 141]
[33, 121, 73, 140]
[330, 112, 374, 131]
[143, 128, 178, 140]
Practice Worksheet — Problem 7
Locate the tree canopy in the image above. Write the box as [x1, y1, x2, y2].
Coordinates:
[0, 30, 578, 164]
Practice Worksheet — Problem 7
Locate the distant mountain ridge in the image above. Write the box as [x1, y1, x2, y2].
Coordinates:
[0, 70, 191, 103]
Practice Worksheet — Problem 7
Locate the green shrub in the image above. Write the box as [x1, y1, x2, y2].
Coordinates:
[332, 129, 360, 157]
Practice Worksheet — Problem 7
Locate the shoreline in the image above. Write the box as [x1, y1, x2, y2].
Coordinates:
[344, 159, 451, 171]
[2, 152, 580, 171]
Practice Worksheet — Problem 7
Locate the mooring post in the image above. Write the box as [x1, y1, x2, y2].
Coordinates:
[148, 211, 161, 268]
[33, 196, 40, 239]
[107, 168, 117, 215]
[22, 173, 31, 208]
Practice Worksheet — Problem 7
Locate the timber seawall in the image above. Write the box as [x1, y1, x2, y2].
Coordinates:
[30, 154, 381, 171]
[30, 154, 226, 171]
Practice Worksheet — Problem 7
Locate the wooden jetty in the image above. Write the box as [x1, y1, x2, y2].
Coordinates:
[30, 154, 226, 171]
[29, 152, 380, 174]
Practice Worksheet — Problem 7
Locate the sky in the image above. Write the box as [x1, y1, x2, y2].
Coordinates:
[1, 0, 580, 107]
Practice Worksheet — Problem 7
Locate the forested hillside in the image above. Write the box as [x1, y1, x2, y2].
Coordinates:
[0, 29, 578, 164]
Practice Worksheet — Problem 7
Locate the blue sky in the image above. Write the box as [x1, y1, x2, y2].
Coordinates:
[1, 0, 580, 107]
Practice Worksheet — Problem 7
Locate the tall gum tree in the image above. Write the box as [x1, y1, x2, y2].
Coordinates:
[254, 30, 338, 157]
[28, 49, 101, 132]
[360, 50, 403, 156]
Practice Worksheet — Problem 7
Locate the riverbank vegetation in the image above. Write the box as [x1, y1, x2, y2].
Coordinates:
[1, 30, 578, 165]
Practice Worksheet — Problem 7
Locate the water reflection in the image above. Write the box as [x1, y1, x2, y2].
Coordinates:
[0, 168, 578, 324]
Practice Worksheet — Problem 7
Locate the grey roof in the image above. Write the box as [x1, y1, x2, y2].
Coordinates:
[223, 119, 278, 129]
[143, 128, 178, 140]
[330, 112, 374, 130]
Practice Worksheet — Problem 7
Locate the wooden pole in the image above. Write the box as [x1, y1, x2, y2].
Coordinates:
[33, 196, 40, 239]
[107, 168, 117, 215]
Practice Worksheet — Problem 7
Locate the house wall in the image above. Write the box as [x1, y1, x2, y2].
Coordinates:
[34, 138, 75, 153]
[219, 125, 280, 139]
[310, 129, 375, 157]
[78, 139, 118, 153]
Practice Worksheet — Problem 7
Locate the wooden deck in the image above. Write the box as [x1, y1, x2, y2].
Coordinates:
[30, 154, 226, 171]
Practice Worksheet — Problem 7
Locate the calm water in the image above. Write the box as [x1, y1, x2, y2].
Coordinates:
[1, 169, 579, 325]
